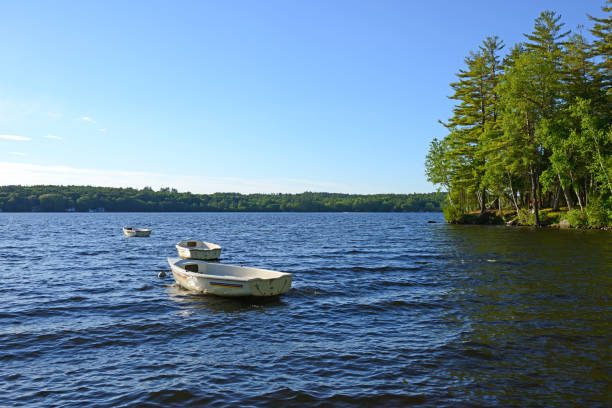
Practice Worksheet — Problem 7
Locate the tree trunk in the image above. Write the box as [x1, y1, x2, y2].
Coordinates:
[558, 173, 573, 211]
[481, 189, 486, 215]
[574, 188, 584, 212]
[538, 180, 543, 209]
[552, 184, 560, 211]
[530, 166, 540, 226]
[477, 190, 486, 215]
[569, 170, 584, 211]
[446, 187, 453, 207]
[592, 130, 612, 196]
[507, 171, 520, 213]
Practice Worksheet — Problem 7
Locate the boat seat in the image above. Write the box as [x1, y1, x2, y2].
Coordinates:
[184, 264, 199, 272]
[187, 241, 197, 247]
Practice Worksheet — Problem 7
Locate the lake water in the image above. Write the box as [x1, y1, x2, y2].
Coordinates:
[0, 213, 610, 407]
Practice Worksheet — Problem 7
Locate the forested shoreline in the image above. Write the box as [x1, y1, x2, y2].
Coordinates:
[0, 185, 444, 213]
[426, 2, 612, 227]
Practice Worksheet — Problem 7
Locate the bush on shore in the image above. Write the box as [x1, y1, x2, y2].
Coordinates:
[443, 205, 464, 223]
[447, 203, 611, 229]
[585, 197, 611, 227]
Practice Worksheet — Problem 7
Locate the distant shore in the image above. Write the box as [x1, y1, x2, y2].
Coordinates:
[0, 185, 445, 213]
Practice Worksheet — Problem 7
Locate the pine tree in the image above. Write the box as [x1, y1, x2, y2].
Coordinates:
[439, 37, 505, 214]
[514, 11, 568, 223]
[524, 10, 570, 60]
[562, 31, 598, 103]
[427, 5, 612, 226]
[588, 0, 612, 93]
[538, 31, 598, 211]
[498, 51, 559, 225]
[497, 10, 570, 226]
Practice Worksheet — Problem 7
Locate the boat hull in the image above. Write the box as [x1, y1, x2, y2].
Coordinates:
[168, 258, 292, 297]
[123, 228, 151, 237]
[176, 246, 221, 260]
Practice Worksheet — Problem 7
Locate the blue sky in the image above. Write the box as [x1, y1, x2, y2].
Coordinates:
[0, 0, 606, 193]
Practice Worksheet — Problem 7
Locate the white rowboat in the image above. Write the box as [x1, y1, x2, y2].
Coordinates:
[167, 257, 292, 297]
[123, 227, 152, 237]
[176, 240, 222, 260]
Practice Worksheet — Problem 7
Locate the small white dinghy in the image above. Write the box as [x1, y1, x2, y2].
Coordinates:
[176, 240, 222, 260]
[123, 227, 151, 237]
[167, 257, 292, 297]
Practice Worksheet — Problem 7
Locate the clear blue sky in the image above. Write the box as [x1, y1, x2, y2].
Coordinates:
[0, 0, 606, 193]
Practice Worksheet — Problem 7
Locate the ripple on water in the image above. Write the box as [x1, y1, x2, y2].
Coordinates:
[0, 212, 609, 408]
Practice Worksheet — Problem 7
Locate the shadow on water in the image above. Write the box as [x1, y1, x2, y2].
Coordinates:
[165, 284, 288, 314]
[437, 224, 612, 407]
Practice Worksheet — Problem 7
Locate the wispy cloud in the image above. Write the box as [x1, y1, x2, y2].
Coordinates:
[45, 135, 63, 140]
[9, 152, 27, 156]
[82, 116, 95, 123]
[98, 128, 106, 132]
[0, 134, 30, 141]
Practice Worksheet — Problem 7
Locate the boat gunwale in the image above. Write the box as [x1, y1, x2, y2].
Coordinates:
[168, 258, 291, 282]
[123, 227, 151, 232]
[175, 240, 222, 250]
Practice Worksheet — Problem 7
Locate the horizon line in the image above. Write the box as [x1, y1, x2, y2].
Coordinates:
[0, 183, 443, 196]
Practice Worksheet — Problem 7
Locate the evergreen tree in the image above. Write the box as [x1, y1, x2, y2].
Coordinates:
[426, 5, 612, 227]
[498, 52, 558, 225]
[588, 0, 612, 97]
[438, 37, 505, 214]
[524, 10, 570, 57]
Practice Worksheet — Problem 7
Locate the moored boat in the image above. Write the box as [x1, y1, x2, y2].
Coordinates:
[167, 257, 292, 297]
[175, 240, 222, 260]
[123, 227, 152, 237]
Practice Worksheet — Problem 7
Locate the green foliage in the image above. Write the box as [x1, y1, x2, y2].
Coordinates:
[0, 186, 446, 213]
[427, 4, 612, 227]
[425, 138, 451, 191]
[588, 0, 612, 99]
[540, 210, 562, 225]
[442, 205, 464, 223]
[427, 36, 505, 215]
[586, 196, 611, 226]
[517, 208, 535, 226]
[566, 209, 588, 227]
[524, 10, 569, 57]
[39, 193, 66, 212]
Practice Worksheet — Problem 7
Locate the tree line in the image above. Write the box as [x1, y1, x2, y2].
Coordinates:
[0, 185, 445, 213]
[426, 2, 612, 227]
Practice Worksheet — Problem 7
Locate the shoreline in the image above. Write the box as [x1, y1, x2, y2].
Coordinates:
[0, 210, 443, 214]
[448, 209, 612, 230]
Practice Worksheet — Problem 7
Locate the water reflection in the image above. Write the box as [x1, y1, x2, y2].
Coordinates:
[439, 225, 611, 406]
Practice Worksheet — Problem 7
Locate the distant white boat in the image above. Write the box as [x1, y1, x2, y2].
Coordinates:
[123, 227, 151, 237]
[176, 240, 222, 260]
[167, 257, 292, 297]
